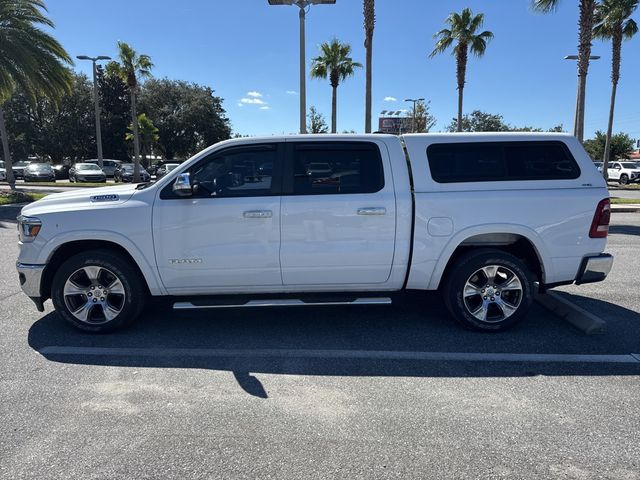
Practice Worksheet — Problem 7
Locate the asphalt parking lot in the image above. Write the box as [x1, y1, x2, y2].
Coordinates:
[0, 206, 639, 479]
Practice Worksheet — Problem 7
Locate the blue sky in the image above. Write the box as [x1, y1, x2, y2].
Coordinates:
[48, 0, 639, 140]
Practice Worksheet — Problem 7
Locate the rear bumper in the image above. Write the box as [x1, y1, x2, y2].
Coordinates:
[575, 253, 613, 285]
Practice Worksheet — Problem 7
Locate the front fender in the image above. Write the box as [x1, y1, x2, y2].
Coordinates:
[38, 230, 166, 296]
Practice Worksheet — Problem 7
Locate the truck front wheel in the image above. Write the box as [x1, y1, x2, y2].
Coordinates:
[442, 249, 535, 332]
[51, 250, 146, 333]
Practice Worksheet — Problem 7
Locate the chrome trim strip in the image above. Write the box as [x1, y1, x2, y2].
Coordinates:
[173, 297, 392, 310]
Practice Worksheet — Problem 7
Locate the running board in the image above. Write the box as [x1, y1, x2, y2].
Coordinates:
[173, 297, 392, 310]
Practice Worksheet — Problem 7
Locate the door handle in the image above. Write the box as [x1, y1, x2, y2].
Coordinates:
[357, 207, 386, 216]
[243, 210, 273, 219]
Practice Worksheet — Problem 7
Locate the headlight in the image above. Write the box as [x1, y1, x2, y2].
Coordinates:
[17, 215, 42, 243]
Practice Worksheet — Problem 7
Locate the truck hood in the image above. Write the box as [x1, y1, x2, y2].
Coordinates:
[21, 184, 139, 216]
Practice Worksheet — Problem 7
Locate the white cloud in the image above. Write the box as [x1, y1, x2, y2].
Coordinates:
[237, 103, 243, 107]
[286, 90, 298, 95]
[247, 91, 262, 98]
[384, 96, 397, 102]
[240, 97, 266, 105]
[260, 106, 271, 110]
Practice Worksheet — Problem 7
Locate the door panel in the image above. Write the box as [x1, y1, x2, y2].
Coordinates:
[280, 141, 396, 285]
[153, 143, 283, 293]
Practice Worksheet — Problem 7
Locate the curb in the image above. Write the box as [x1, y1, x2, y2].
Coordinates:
[536, 291, 607, 335]
[611, 205, 640, 213]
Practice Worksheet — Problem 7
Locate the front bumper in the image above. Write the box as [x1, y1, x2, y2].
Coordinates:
[575, 253, 613, 285]
[16, 262, 45, 311]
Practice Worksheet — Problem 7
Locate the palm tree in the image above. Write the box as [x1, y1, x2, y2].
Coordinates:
[310, 39, 362, 134]
[532, 0, 597, 142]
[108, 41, 152, 182]
[0, 0, 72, 189]
[593, 0, 638, 179]
[363, 0, 375, 133]
[430, 8, 493, 132]
[126, 113, 159, 168]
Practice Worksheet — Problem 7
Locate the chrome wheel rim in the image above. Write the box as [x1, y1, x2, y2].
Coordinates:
[463, 265, 523, 323]
[63, 266, 126, 324]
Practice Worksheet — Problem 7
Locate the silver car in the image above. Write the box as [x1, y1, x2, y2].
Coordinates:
[84, 159, 123, 178]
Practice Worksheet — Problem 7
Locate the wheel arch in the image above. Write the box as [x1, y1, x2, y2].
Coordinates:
[428, 225, 551, 290]
[40, 236, 165, 300]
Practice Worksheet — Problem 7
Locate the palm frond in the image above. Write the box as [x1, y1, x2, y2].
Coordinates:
[532, 0, 559, 13]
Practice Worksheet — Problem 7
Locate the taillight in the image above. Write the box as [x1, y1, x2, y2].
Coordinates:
[589, 198, 611, 238]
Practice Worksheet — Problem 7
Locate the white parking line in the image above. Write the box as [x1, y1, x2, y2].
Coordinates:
[38, 346, 640, 364]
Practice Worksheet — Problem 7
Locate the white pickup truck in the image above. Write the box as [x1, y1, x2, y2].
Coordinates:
[16, 133, 613, 333]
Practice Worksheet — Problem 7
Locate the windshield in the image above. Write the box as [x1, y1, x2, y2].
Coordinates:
[121, 164, 148, 173]
[27, 163, 51, 171]
[76, 164, 102, 171]
[165, 164, 179, 171]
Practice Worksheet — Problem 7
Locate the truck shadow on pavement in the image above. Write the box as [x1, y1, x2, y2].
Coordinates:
[27, 291, 640, 397]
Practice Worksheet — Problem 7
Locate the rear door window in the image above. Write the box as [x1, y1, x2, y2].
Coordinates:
[286, 142, 384, 195]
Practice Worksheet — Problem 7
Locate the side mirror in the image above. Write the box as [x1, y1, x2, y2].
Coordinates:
[172, 173, 192, 197]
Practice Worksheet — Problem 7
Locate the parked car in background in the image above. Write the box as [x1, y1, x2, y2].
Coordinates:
[154, 162, 180, 180]
[0, 165, 5, 181]
[114, 163, 151, 183]
[11, 161, 29, 179]
[23, 163, 56, 182]
[594, 162, 603, 172]
[52, 164, 71, 180]
[607, 161, 640, 185]
[69, 163, 107, 183]
[85, 159, 123, 178]
[148, 160, 182, 177]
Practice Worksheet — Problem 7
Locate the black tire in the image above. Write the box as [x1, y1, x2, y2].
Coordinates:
[619, 174, 629, 185]
[442, 249, 536, 332]
[51, 250, 147, 333]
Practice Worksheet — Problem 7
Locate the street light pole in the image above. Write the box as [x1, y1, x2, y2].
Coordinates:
[564, 55, 600, 141]
[268, 0, 336, 134]
[77, 55, 111, 168]
[299, 6, 306, 134]
[404, 98, 424, 133]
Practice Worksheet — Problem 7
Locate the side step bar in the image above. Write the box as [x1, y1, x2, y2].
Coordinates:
[173, 297, 392, 310]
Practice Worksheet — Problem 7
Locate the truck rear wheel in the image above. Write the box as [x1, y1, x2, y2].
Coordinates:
[442, 249, 535, 332]
[51, 250, 146, 333]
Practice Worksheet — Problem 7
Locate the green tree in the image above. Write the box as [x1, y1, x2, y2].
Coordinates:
[126, 113, 158, 167]
[363, 0, 375, 133]
[592, 0, 638, 179]
[533, 0, 597, 142]
[0, 0, 72, 188]
[97, 65, 130, 161]
[137, 78, 231, 159]
[446, 110, 509, 132]
[307, 106, 328, 134]
[3, 72, 96, 163]
[310, 39, 362, 133]
[107, 41, 153, 182]
[408, 100, 437, 133]
[430, 8, 493, 132]
[583, 131, 635, 160]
